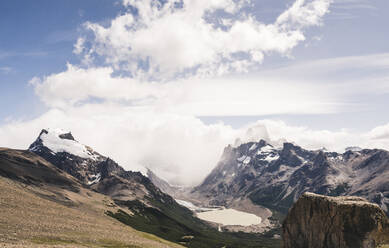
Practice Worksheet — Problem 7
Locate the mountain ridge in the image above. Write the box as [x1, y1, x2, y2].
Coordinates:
[191, 139, 389, 215]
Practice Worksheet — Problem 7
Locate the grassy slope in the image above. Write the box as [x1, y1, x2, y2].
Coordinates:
[0, 177, 184, 248]
[0, 148, 182, 248]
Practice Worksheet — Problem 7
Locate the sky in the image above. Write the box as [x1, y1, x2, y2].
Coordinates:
[1, 0, 389, 185]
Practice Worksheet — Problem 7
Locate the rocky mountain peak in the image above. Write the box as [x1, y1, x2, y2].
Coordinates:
[28, 128, 151, 182]
[257, 139, 268, 147]
[282, 142, 296, 151]
[28, 129, 110, 185]
[27, 128, 165, 206]
[58, 132, 75, 141]
[194, 138, 389, 215]
[345, 146, 362, 152]
[313, 150, 328, 165]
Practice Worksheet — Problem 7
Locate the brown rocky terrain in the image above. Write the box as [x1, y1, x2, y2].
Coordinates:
[282, 192, 389, 248]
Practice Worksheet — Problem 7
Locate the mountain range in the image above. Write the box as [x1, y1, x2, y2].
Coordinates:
[1, 128, 388, 247]
[0, 128, 282, 248]
[191, 139, 389, 215]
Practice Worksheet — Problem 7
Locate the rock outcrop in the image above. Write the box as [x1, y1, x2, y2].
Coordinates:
[283, 192, 389, 248]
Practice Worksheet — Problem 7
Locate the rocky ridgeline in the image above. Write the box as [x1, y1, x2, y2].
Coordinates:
[193, 139, 389, 215]
[283, 192, 389, 248]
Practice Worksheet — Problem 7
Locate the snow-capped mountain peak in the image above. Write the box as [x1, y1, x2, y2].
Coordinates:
[28, 128, 149, 186]
[29, 128, 99, 160]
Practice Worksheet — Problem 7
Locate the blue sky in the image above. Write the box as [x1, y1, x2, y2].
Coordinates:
[0, 0, 123, 121]
[1, 0, 389, 184]
[1, 0, 388, 130]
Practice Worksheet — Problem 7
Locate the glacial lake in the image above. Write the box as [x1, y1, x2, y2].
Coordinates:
[196, 208, 262, 226]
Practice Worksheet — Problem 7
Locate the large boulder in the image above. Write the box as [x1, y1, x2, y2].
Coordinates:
[283, 192, 389, 248]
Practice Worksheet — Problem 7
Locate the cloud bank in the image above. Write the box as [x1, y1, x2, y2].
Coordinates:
[3, 107, 389, 186]
[6, 0, 389, 186]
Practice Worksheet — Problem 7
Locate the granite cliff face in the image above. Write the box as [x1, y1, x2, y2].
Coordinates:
[283, 192, 389, 248]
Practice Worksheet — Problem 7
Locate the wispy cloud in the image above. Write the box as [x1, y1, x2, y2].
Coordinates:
[45, 29, 78, 44]
[334, 0, 377, 10]
[328, 0, 377, 20]
[0, 51, 47, 60]
[0, 67, 12, 74]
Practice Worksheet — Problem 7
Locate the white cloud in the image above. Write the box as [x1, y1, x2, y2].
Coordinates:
[73, 37, 85, 54]
[277, 0, 332, 28]
[30, 62, 343, 115]
[0, 106, 237, 185]
[30, 53, 389, 115]
[367, 124, 389, 141]
[77, 0, 332, 80]
[29, 64, 162, 108]
[2, 108, 389, 185]
[239, 120, 359, 151]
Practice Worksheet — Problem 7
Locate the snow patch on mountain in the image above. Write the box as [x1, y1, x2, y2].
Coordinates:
[35, 128, 97, 160]
[135, 166, 148, 177]
[249, 144, 257, 151]
[257, 144, 275, 155]
[88, 173, 101, 185]
[263, 154, 279, 163]
[243, 157, 251, 164]
[237, 155, 246, 162]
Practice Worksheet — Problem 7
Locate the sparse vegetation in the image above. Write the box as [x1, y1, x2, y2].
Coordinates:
[0, 175, 182, 248]
[107, 199, 282, 248]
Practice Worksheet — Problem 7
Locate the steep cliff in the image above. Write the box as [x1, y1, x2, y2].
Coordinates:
[283, 192, 389, 248]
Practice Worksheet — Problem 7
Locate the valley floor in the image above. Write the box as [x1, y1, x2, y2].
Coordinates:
[0, 176, 182, 248]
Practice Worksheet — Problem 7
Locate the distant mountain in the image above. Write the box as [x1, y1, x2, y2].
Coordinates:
[147, 168, 192, 200]
[193, 139, 389, 215]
